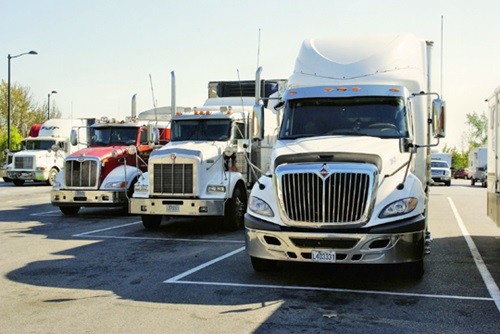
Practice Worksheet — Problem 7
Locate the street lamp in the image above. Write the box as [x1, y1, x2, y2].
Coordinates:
[47, 90, 57, 120]
[7, 50, 38, 151]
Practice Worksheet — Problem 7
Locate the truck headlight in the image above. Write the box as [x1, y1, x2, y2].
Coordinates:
[104, 181, 127, 189]
[379, 198, 417, 218]
[134, 184, 149, 192]
[207, 185, 226, 193]
[248, 196, 274, 217]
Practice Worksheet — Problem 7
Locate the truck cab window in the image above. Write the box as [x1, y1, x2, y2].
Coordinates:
[279, 97, 409, 140]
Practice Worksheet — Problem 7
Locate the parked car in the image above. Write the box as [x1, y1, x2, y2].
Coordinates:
[454, 168, 469, 179]
[431, 160, 451, 186]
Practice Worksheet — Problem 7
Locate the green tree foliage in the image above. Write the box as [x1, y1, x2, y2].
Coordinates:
[0, 81, 60, 154]
[464, 112, 488, 148]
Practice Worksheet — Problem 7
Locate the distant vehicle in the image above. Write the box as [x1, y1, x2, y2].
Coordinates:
[430, 160, 451, 186]
[468, 147, 487, 187]
[453, 168, 469, 179]
[7, 119, 93, 186]
[431, 152, 452, 169]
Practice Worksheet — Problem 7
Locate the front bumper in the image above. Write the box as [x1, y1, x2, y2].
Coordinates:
[245, 214, 425, 264]
[8, 170, 47, 182]
[51, 189, 127, 207]
[129, 197, 224, 216]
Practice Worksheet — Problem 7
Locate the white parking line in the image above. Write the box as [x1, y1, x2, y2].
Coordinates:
[164, 247, 494, 302]
[448, 197, 500, 312]
[72, 221, 244, 244]
[30, 210, 61, 216]
[73, 221, 142, 236]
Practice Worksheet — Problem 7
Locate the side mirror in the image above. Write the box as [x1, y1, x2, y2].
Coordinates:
[432, 99, 446, 138]
[252, 104, 264, 140]
[70, 129, 78, 146]
[399, 138, 414, 153]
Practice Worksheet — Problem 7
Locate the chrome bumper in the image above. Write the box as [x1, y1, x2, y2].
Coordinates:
[8, 170, 46, 181]
[51, 189, 127, 207]
[245, 214, 425, 264]
[129, 197, 225, 216]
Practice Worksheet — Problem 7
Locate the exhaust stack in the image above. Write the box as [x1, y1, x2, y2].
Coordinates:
[131, 94, 137, 118]
[171, 71, 176, 119]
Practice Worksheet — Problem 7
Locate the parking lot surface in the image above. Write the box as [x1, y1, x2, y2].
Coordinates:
[0, 179, 499, 333]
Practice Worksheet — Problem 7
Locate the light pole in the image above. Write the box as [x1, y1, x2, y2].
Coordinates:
[7, 50, 38, 151]
[47, 90, 57, 120]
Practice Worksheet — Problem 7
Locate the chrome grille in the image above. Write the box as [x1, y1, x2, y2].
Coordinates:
[278, 163, 375, 224]
[65, 159, 99, 187]
[153, 163, 194, 194]
[14, 156, 34, 169]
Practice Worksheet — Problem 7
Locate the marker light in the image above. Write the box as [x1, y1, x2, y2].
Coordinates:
[337, 87, 347, 92]
[390, 88, 400, 92]
[324, 87, 334, 92]
[352, 87, 361, 91]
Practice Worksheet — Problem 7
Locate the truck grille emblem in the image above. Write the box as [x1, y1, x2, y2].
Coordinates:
[319, 164, 329, 178]
[170, 153, 176, 161]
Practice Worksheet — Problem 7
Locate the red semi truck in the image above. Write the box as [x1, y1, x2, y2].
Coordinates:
[51, 113, 171, 215]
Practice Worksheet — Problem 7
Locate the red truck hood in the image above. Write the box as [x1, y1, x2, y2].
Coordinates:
[69, 146, 128, 160]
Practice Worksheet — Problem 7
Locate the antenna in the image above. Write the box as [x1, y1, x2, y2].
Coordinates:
[149, 74, 158, 123]
[441, 15, 444, 98]
[256, 28, 261, 68]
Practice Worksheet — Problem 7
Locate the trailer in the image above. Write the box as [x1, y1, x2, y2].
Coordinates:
[487, 86, 500, 227]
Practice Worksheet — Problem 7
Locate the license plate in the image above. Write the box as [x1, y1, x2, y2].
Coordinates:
[311, 250, 336, 263]
[75, 191, 85, 197]
[166, 204, 180, 212]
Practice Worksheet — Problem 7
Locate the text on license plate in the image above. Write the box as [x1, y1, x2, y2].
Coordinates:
[311, 250, 336, 263]
[166, 204, 180, 212]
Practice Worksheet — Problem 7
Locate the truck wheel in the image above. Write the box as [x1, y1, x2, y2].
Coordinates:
[13, 179, 25, 186]
[445, 180, 451, 186]
[46, 168, 58, 186]
[471, 179, 475, 186]
[142, 215, 162, 230]
[403, 260, 424, 279]
[251, 256, 278, 272]
[222, 186, 246, 231]
[60, 206, 80, 215]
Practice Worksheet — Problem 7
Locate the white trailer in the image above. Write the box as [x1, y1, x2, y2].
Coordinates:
[487, 86, 500, 227]
[7, 118, 93, 186]
[469, 146, 487, 187]
[244, 34, 446, 278]
[130, 77, 286, 230]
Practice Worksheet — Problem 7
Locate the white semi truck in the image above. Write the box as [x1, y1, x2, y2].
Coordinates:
[130, 77, 286, 230]
[244, 34, 446, 277]
[487, 86, 500, 227]
[7, 118, 93, 186]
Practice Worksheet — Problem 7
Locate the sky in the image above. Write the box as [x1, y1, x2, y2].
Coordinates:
[2, 0, 500, 151]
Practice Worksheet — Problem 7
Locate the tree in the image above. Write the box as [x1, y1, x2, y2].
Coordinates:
[464, 111, 488, 149]
[0, 81, 60, 151]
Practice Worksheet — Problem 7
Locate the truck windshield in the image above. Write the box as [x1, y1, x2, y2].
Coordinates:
[431, 161, 449, 168]
[279, 96, 409, 140]
[171, 119, 232, 141]
[23, 140, 56, 150]
[90, 127, 138, 146]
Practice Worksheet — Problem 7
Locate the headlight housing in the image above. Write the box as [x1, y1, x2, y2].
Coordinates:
[248, 196, 274, 217]
[379, 197, 418, 218]
[104, 181, 127, 189]
[207, 185, 226, 193]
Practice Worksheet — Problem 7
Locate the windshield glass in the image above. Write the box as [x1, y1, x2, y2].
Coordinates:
[279, 96, 409, 140]
[23, 140, 56, 150]
[431, 161, 449, 168]
[90, 127, 138, 146]
[171, 119, 232, 141]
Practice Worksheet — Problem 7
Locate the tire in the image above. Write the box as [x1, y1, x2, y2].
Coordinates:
[2, 177, 12, 182]
[251, 256, 278, 272]
[445, 180, 451, 186]
[13, 179, 25, 186]
[142, 215, 162, 230]
[471, 178, 475, 186]
[222, 185, 247, 231]
[60, 206, 80, 215]
[46, 168, 58, 186]
[403, 260, 424, 279]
